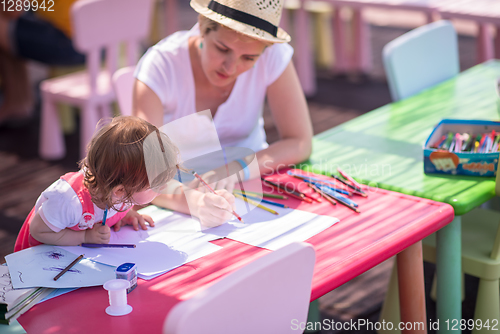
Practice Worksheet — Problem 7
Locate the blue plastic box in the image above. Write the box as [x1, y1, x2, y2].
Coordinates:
[423, 119, 500, 177]
[116, 263, 137, 294]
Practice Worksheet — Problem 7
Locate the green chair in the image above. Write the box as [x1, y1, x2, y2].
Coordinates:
[380, 168, 500, 334]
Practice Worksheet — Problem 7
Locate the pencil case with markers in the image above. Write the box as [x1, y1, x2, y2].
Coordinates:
[423, 119, 500, 177]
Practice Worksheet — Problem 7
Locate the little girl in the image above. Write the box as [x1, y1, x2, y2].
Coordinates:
[14, 116, 180, 251]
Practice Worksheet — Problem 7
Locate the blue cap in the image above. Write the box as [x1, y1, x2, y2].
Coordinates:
[116, 263, 136, 272]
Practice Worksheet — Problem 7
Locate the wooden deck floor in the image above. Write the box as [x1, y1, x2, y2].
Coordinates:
[0, 20, 481, 333]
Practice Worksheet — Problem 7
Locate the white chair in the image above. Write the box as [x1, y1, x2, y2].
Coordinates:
[39, 0, 154, 160]
[163, 242, 316, 334]
[112, 66, 136, 116]
[382, 20, 459, 101]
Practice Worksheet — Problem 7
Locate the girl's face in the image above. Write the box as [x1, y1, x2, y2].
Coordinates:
[131, 188, 158, 205]
[200, 26, 267, 87]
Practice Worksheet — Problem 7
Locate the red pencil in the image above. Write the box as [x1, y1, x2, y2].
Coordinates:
[193, 172, 244, 223]
[261, 178, 313, 203]
[337, 168, 363, 190]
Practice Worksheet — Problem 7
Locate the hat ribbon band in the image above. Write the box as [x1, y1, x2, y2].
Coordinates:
[208, 1, 278, 37]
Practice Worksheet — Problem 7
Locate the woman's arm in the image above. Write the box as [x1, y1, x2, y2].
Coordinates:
[258, 61, 313, 174]
[133, 79, 164, 127]
[133, 81, 235, 226]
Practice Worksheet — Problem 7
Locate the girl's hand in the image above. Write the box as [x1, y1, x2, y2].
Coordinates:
[193, 189, 236, 228]
[84, 224, 111, 244]
[113, 210, 155, 232]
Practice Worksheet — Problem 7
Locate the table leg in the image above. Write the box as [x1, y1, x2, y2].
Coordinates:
[478, 23, 494, 63]
[294, 0, 316, 96]
[332, 6, 348, 73]
[495, 26, 500, 58]
[397, 241, 427, 334]
[436, 215, 461, 334]
[352, 8, 372, 74]
[165, 0, 179, 37]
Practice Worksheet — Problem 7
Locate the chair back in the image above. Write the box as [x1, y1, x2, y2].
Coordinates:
[112, 66, 136, 116]
[163, 242, 316, 334]
[71, 0, 154, 94]
[491, 159, 500, 260]
[383, 20, 459, 101]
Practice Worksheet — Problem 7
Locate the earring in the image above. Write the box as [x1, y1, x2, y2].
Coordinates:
[199, 41, 203, 49]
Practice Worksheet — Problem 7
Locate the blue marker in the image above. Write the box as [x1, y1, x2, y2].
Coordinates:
[300, 178, 352, 196]
[316, 184, 359, 208]
[102, 206, 108, 226]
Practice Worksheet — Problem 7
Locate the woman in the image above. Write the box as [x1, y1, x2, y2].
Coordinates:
[133, 0, 313, 226]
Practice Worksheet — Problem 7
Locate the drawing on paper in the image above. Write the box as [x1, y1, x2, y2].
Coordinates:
[43, 250, 65, 260]
[0, 272, 13, 302]
[42, 266, 82, 274]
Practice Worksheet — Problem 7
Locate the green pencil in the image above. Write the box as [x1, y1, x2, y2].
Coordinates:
[233, 189, 288, 200]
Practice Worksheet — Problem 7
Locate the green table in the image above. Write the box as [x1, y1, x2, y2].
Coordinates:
[302, 60, 500, 333]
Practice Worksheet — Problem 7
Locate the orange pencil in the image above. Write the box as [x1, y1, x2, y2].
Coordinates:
[308, 183, 336, 206]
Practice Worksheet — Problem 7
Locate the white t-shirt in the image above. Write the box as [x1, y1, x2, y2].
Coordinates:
[134, 23, 294, 153]
[34, 177, 127, 233]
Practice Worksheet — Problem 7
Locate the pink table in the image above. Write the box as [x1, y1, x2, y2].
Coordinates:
[19, 172, 454, 334]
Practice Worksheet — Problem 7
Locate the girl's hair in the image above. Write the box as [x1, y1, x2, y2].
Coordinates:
[198, 15, 274, 47]
[79, 116, 180, 211]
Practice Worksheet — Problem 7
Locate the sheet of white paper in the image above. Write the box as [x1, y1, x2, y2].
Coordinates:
[60, 207, 223, 279]
[208, 199, 339, 250]
[60, 200, 338, 279]
[5, 245, 116, 289]
[40, 288, 77, 303]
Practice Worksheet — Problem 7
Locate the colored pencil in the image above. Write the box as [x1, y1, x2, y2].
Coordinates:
[317, 184, 358, 207]
[337, 168, 363, 191]
[81, 243, 136, 248]
[288, 171, 355, 197]
[101, 206, 108, 226]
[327, 194, 360, 213]
[261, 178, 312, 203]
[308, 183, 336, 206]
[53, 254, 84, 281]
[285, 172, 328, 201]
[233, 189, 288, 200]
[235, 192, 289, 208]
[316, 184, 360, 213]
[193, 171, 244, 223]
[302, 178, 351, 196]
[330, 174, 367, 197]
[234, 193, 279, 215]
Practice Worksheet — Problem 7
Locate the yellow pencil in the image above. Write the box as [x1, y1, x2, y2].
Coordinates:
[234, 193, 279, 215]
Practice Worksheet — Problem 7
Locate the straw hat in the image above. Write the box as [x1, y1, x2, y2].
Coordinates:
[190, 0, 291, 43]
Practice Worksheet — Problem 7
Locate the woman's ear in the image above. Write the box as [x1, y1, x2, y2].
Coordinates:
[111, 185, 126, 200]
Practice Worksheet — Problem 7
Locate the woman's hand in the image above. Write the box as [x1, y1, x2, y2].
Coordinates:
[189, 189, 236, 227]
[84, 224, 111, 244]
[113, 210, 155, 232]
